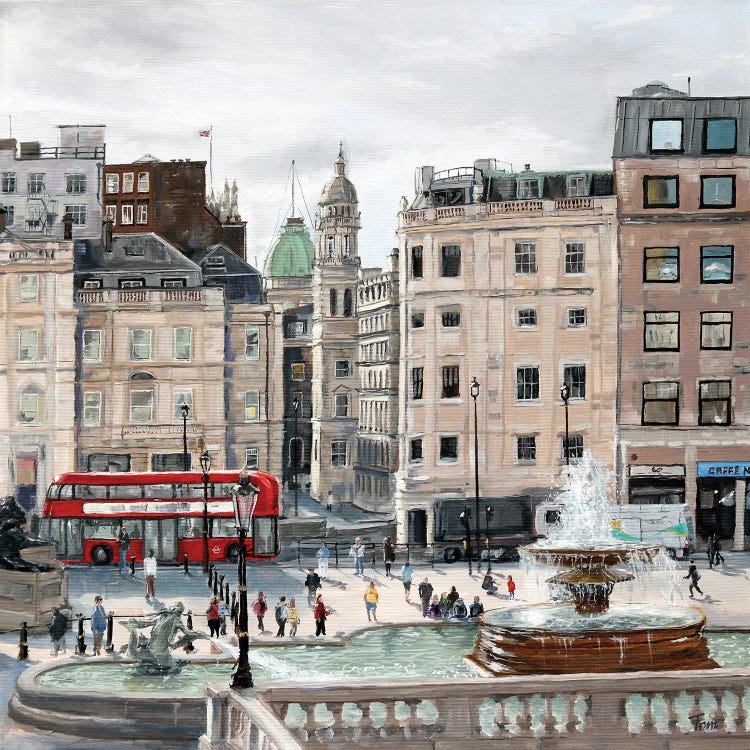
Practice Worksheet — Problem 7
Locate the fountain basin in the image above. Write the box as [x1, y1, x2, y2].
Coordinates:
[469, 603, 718, 676]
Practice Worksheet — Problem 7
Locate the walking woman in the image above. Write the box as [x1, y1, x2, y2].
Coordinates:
[314, 594, 330, 636]
[383, 537, 396, 578]
[91, 595, 107, 655]
[252, 591, 268, 633]
[206, 597, 221, 637]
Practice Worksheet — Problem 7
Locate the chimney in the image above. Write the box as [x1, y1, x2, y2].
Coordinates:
[524, 163, 531, 172]
[0, 206, 6, 233]
[389, 247, 399, 273]
[102, 218, 114, 251]
[415, 166, 435, 196]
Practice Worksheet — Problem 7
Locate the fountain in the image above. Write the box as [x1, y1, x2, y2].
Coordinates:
[469, 453, 718, 675]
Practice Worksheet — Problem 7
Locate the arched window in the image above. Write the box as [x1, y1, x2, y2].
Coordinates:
[329, 289, 338, 316]
[343, 288, 353, 317]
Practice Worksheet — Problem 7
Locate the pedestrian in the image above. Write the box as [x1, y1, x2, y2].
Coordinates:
[117, 526, 130, 575]
[383, 537, 396, 578]
[316, 542, 330, 579]
[446, 586, 460, 610]
[469, 596, 484, 619]
[314, 594, 330, 636]
[440, 591, 451, 618]
[287, 597, 301, 637]
[218, 599, 228, 636]
[349, 536, 365, 576]
[452, 597, 468, 618]
[144, 549, 157, 600]
[252, 591, 268, 633]
[683, 536, 691, 560]
[49, 606, 68, 656]
[304, 568, 322, 607]
[206, 597, 221, 637]
[707, 534, 716, 569]
[713, 536, 725, 566]
[507, 575, 516, 600]
[418, 577, 433, 617]
[326, 490, 333, 512]
[275, 596, 288, 637]
[482, 572, 498, 596]
[90, 595, 107, 655]
[401, 560, 414, 602]
[684, 559, 704, 598]
[364, 581, 379, 621]
[427, 595, 443, 619]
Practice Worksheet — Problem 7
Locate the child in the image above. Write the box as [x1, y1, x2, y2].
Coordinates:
[252, 591, 267, 633]
[287, 597, 301, 637]
[507, 575, 516, 600]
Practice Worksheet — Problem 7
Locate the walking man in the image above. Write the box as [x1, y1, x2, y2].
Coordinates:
[326, 490, 333, 512]
[144, 549, 157, 600]
[304, 568, 321, 607]
[418, 577, 434, 618]
[684, 559, 703, 598]
[316, 542, 330, 579]
[91, 595, 107, 655]
[401, 560, 414, 602]
[117, 526, 130, 575]
[275, 596, 288, 637]
[350, 536, 365, 576]
[712, 535, 725, 567]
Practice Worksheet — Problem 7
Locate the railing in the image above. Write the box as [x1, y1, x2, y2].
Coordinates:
[121, 423, 203, 437]
[432, 166, 476, 180]
[487, 200, 544, 214]
[77, 291, 104, 304]
[19, 146, 105, 160]
[162, 289, 203, 302]
[402, 210, 426, 224]
[555, 197, 594, 210]
[118, 290, 147, 303]
[435, 206, 465, 219]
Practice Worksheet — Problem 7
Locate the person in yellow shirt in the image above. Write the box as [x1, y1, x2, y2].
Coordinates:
[363, 581, 379, 622]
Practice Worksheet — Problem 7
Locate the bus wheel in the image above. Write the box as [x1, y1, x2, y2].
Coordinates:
[227, 544, 241, 563]
[92, 545, 112, 566]
[443, 547, 461, 564]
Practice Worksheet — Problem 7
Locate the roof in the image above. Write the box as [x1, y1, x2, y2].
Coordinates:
[74, 233, 200, 273]
[263, 216, 314, 278]
[320, 148, 357, 205]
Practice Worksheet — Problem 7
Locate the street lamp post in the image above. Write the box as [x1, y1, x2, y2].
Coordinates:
[560, 383, 571, 467]
[470, 377, 481, 573]
[459, 507, 472, 575]
[485, 505, 494, 574]
[180, 404, 190, 470]
[230, 469, 258, 690]
[292, 394, 300, 517]
[200, 450, 211, 574]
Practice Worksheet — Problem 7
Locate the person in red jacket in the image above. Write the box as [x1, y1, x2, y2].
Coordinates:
[252, 591, 267, 633]
[507, 575, 517, 600]
[206, 597, 221, 637]
[314, 594, 330, 636]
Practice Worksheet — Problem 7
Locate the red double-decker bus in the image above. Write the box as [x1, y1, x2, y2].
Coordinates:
[39, 470, 280, 565]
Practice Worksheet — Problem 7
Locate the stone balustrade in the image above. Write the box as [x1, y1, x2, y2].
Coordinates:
[76, 288, 207, 306]
[202, 669, 750, 749]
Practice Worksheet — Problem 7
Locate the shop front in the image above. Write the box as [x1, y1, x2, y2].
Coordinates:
[696, 462, 750, 549]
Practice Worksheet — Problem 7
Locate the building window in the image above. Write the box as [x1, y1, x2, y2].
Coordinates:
[650, 119, 683, 152]
[28, 174, 44, 195]
[137, 171, 150, 192]
[18, 330, 40, 361]
[562, 435, 584, 462]
[439, 436, 458, 462]
[567, 175, 587, 197]
[515, 241, 537, 274]
[245, 447, 259, 470]
[343, 288, 353, 317]
[701, 176, 735, 208]
[517, 308, 537, 328]
[644, 247, 679, 282]
[643, 176, 679, 208]
[335, 359, 351, 378]
[161, 278, 186, 288]
[173, 327, 192, 361]
[65, 173, 87, 193]
[699, 380, 731, 426]
[411, 367, 423, 400]
[19, 393, 40, 424]
[104, 204, 116, 224]
[326, 236, 334, 258]
[411, 311, 424, 328]
[26, 205, 43, 232]
[563, 365, 586, 399]
[701, 245, 733, 283]
[65, 205, 87, 225]
[331, 440, 347, 467]
[704, 118, 737, 153]
[441, 245, 461, 277]
[19, 274, 39, 301]
[701, 312, 732, 350]
[122, 173, 134, 193]
[329, 289, 338, 316]
[82, 329, 102, 361]
[441, 365, 460, 398]
[244, 391, 260, 422]
[516, 435, 536, 462]
[564, 241, 585, 274]
[343, 235, 351, 257]
[2, 205, 14, 225]
[105, 174, 120, 194]
[642, 382, 679, 425]
[644, 312, 679, 351]
[244, 326, 259, 360]
[130, 389, 154, 424]
[121, 204, 134, 225]
[409, 438, 423, 464]
[130, 329, 152, 360]
[411, 245, 423, 278]
[82, 278, 102, 289]
[291, 363, 305, 381]
[137, 202, 148, 224]
[1, 172, 16, 193]
[119, 278, 145, 288]
[173, 390, 193, 421]
[567, 308, 587, 328]
[516, 366, 540, 401]
[334, 393, 349, 417]
[83, 392, 102, 427]
[441, 310, 461, 327]
[518, 179, 539, 199]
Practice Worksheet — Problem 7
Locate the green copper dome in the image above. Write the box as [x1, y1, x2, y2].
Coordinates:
[264, 217, 314, 278]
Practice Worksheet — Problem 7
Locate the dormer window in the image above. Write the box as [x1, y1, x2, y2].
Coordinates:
[518, 179, 539, 199]
[650, 119, 683, 153]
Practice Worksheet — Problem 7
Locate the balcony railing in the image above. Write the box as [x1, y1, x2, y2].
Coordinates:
[18, 145, 105, 160]
[119, 290, 147, 303]
[76, 289, 205, 306]
[435, 206, 465, 219]
[122, 424, 202, 437]
[162, 289, 203, 302]
[487, 199, 544, 214]
[555, 197, 594, 210]
[77, 291, 104, 304]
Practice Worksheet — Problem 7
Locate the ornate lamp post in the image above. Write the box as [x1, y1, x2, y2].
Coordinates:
[200, 450, 211, 574]
[485, 505, 494, 574]
[470, 377, 481, 572]
[230, 469, 258, 690]
[292, 393, 300, 517]
[459, 507, 472, 575]
[560, 383, 571, 467]
[180, 403, 190, 470]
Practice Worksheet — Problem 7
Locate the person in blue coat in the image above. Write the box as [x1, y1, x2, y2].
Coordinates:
[91, 595, 107, 655]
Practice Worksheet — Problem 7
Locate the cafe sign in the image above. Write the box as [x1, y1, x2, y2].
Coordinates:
[697, 462, 750, 478]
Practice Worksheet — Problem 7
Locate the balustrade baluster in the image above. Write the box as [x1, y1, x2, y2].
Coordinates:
[640, 695, 656, 734]
[516, 696, 533, 733]
[359, 702, 375, 740]
[381, 700, 399, 738]
[711, 688, 727, 733]
[404, 699, 420, 739]
[328, 702, 345, 744]
[299, 702, 316, 742]
[689, 690, 704, 731]
[734, 687, 747, 733]
[494, 697, 509, 735]
[663, 691, 680, 735]
[564, 694, 580, 734]
[542, 695, 558, 734]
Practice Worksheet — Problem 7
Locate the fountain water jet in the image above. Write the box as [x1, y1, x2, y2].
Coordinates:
[469, 452, 718, 675]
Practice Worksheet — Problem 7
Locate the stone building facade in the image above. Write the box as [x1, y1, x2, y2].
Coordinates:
[394, 161, 619, 545]
[614, 82, 750, 551]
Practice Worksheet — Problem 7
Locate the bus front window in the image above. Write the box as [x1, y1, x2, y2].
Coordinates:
[252, 517, 277, 556]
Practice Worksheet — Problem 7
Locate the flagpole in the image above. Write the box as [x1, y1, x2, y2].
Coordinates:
[209, 125, 213, 194]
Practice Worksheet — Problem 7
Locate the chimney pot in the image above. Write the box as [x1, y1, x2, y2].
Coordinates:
[524, 163, 531, 171]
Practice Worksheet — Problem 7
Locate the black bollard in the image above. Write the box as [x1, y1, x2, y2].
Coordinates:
[219, 575, 225, 601]
[184, 610, 196, 652]
[406, 542, 411, 565]
[105, 611, 114, 653]
[334, 541, 339, 568]
[224, 581, 230, 603]
[371, 547, 376, 570]
[183, 554, 189, 576]
[208, 565, 214, 589]
[231, 591, 238, 632]
[18, 621, 28, 661]
[129, 555, 135, 576]
[213, 573, 219, 598]
[297, 540, 301, 566]
[75, 614, 87, 655]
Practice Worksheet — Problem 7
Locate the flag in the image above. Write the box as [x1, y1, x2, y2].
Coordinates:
[199, 130, 211, 137]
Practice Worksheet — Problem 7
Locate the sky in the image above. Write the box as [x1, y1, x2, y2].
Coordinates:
[1, 0, 749, 269]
